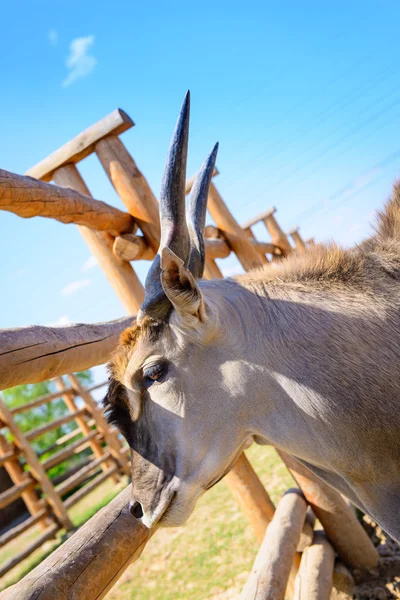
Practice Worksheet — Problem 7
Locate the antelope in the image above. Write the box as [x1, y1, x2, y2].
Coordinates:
[104, 92, 400, 542]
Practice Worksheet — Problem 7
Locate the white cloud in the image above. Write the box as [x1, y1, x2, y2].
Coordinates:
[81, 255, 98, 272]
[48, 29, 58, 46]
[48, 315, 71, 327]
[61, 279, 91, 296]
[62, 35, 97, 88]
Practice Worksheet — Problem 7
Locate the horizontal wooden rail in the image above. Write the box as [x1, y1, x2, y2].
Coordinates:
[1, 487, 150, 600]
[25, 109, 134, 182]
[0, 316, 134, 389]
[0, 523, 59, 579]
[0, 169, 135, 236]
[41, 430, 98, 471]
[64, 465, 119, 509]
[0, 478, 36, 509]
[11, 388, 75, 415]
[86, 381, 107, 393]
[0, 447, 19, 467]
[0, 508, 49, 548]
[241, 206, 276, 230]
[25, 409, 86, 441]
[56, 451, 112, 496]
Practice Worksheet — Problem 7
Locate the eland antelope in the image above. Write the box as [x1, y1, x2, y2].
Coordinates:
[104, 92, 400, 542]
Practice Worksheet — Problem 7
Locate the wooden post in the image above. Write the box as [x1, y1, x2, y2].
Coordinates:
[240, 489, 307, 600]
[244, 227, 269, 264]
[278, 451, 379, 569]
[52, 164, 144, 314]
[225, 453, 275, 543]
[1, 487, 150, 600]
[67, 374, 131, 477]
[207, 183, 266, 271]
[94, 135, 161, 252]
[293, 531, 335, 600]
[287, 227, 306, 254]
[0, 398, 72, 530]
[0, 434, 50, 530]
[262, 208, 293, 256]
[54, 378, 120, 483]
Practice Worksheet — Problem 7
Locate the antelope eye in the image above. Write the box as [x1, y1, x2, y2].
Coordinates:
[143, 363, 167, 387]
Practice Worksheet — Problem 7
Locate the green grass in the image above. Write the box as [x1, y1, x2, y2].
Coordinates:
[0, 445, 294, 599]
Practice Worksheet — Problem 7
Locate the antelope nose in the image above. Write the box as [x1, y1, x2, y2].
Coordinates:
[129, 500, 144, 519]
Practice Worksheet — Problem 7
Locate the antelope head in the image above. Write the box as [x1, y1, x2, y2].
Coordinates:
[104, 93, 255, 528]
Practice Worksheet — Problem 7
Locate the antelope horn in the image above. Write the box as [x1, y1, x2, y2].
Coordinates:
[187, 142, 219, 278]
[139, 92, 191, 322]
[138, 92, 218, 324]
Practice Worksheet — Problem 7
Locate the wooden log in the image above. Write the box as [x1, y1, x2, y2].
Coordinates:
[241, 207, 277, 230]
[0, 447, 19, 467]
[225, 453, 276, 543]
[243, 226, 270, 265]
[1, 487, 150, 600]
[0, 508, 49, 548]
[331, 562, 355, 600]
[95, 135, 161, 252]
[278, 451, 379, 569]
[86, 381, 107, 393]
[56, 451, 111, 496]
[240, 489, 307, 600]
[204, 224, 221, 238]
[251, 239, 283, 257]
[0, 398, 73, 530]
[207, 183, 266, 271]
[185, 166, 219, 194]
[0, 317, 133, 390]
[0, 523, 60, 579]
[306, 237, 315, 246]
[297, 509, 315, 552]
[0, 168, 134, 236]
[263, 209, 293, 256]
[0, 434, 48, 529]
[203, 258, 224, 280]
[25, 109, 134, 182]
[52, 164, 144, 314]
[293, 531, 335, 600]
[0, 477, 36, 509]
[41, 430, 98, 471]
[11, 388, 75, 415]
[287, 227, 306, 254]
[25, 408, 86, 441]
[113, 233, 154, 261]
[68, 374, 131, 476]
[54, 378, 119, 481]
[64, 465, 119, 509]
[113, 233, 231, 262]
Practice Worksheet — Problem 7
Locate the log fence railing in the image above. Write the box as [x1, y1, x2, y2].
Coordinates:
[0, 107, 378, 598]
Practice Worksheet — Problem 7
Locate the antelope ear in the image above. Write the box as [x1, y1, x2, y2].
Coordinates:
[160, 247, 207, 326]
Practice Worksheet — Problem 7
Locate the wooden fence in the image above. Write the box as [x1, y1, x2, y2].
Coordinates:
[0, 107, 379, 599]
[0, 374, 130, 578]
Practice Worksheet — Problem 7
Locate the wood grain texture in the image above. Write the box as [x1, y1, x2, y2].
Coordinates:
[25, 109, 134, 182]
[278, 451, 379, 569]
[0, 487, 150, 600]
[0, 316, 133, 390]
[52, 164, 145, 314]
[0, 169, 134, 236]
[294, 531, 335, 600]
[240, 489, 306, 600]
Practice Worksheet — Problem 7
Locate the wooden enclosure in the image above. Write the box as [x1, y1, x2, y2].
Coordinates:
[0, 107, 379, 598]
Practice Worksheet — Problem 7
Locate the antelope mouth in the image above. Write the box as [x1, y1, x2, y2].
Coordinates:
[140, 489, 178, 529]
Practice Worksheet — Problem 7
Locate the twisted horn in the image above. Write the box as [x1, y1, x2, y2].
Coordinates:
[139, 92, 191, 321]
[187, 142, 219, 278]
[138, 92, 219, 323]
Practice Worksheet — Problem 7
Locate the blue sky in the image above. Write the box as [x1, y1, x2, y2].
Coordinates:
[2, 1, 400, 370]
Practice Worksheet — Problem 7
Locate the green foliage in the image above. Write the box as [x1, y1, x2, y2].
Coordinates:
[1, 371, 93, 478]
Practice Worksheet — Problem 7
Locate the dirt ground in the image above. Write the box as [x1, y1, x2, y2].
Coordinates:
[353, 516, 400, 599]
